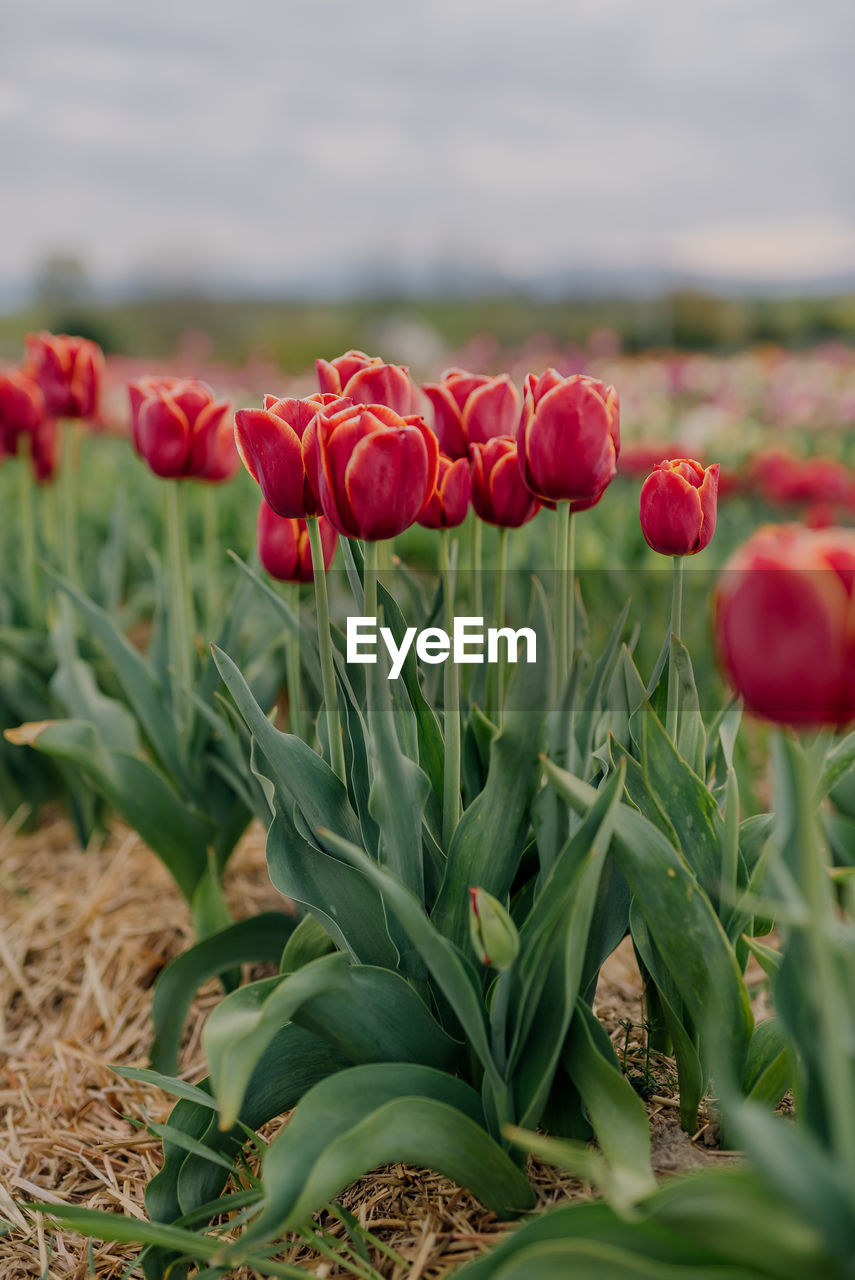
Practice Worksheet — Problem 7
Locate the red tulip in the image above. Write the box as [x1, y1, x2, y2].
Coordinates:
[470, 437, 540, 528]
[316, 350, 421, 416]
[234, 392, 344, 517]
[0, 369, 56, 482]
[316, 401, 439, 541]
[418, 454, 472, 530]
[639, 458, 720, 557]
[422, 368, 519, 460]
[256, 501, 337, 583]
[517, 370, 620, 509]
[715, 524, 855, 728]
[25, 331, 104, 420]
[130, 378, 237, 481]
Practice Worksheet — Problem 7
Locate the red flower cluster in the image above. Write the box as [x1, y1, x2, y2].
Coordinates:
[716, 524, 855, 728]
[129, 377, 238, 481]
[234, 355, 624, 546]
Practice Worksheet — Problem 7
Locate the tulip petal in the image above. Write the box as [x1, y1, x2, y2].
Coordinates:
[137, 396, 192, 478]
[462, 376, 520, 447]
[524, 380, 615, 502]
[234, 408, 306, 516]
[423, 382, 467, 459]
[344, 427, 430, 540]
[344, 365, 419, 416]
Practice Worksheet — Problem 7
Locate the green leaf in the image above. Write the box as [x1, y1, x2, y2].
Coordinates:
[319, 828, 503, 1091]
[279, 913, 335, 974]
[544, 760, 753, 1085]
[507, 765, 626, 1127]
[48, 568, 188, 787]
[233, 1064, 534, 1250]
[639, 709, 724, 904]
[742, 1018, 791, 1109]
[204, 952, 461, 1129]
[150, 912, 297, 1074]
[49, 608, 140, 753]
[146, 1025, 350, 1231]
[15, 719, 211, 902]
[562, 1001, 656, 1209]
[671, 636, 706, 779]
[431, 602, 550, 948]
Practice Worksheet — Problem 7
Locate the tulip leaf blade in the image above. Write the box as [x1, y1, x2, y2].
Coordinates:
[232, 1063, 534, 1251]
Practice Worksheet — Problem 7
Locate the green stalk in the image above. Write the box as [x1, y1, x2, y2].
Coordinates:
[17, 440, 40, 621]
[307, 515, 346, 781]
[782, 733, 855, 1183]
[666, 555, 684, 741]
[567, 506, 576, 661]
[439, 530, 461, 848]
[202, 483, 219, 631]
[492, 525, 509, 726]
[60, 419, 80, 585]
[287, 584, 305, 741]
[471, 514, 483, 620]
[362, 537, 379, 640]
[555, 501, 570, 681]
[163, 482, 195, 731]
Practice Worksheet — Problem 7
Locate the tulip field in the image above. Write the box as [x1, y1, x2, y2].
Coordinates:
[2, 330, 855, 1279]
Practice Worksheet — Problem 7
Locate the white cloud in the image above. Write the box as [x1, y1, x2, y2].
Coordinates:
[1, 0, 853, 297]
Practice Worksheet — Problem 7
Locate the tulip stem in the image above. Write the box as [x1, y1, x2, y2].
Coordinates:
[203, 484, 219, 633]
[567, 508, 576, 662]
[17, 440, 40, 621]
[555, 501, 571, 681]
[287, 585, 305, 742]
[471, 515, 483, 620]
[439, 531, 462, 848]
[491, 527, 509, 726]
[307, 515, 346, 781]
[164, 481, 195, 733]
[60, 420, 80, 587]
[666, 555, 684, 742]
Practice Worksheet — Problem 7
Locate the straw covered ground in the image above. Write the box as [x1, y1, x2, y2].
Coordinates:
[1, 812, 732, 1279]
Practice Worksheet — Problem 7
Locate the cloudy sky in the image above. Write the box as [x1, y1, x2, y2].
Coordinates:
[2, 0, 854, 303]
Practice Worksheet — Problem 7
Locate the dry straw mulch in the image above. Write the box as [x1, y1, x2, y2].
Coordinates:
[1, 812, 729, 1279]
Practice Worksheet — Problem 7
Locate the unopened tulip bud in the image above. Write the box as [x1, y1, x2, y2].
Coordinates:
[469, 887, 519, 971]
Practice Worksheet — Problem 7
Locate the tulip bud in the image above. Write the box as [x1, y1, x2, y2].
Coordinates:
[470, 437, 540, 528]
[639, 458, 719, 557]
[234, 392, 343, 516]
[469, 887, 519, 971]
[257, 502, 337, 583]
[517, 370, 620, 509]
[316, 350, 421, 416]
[423, 368, 519, 460]
[417, 454, 472, 529]
[131, 378, 237, 481]
[315, 401, 439, 541]
[25, 331, 104, 420]
[715, 524, 855, 728]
